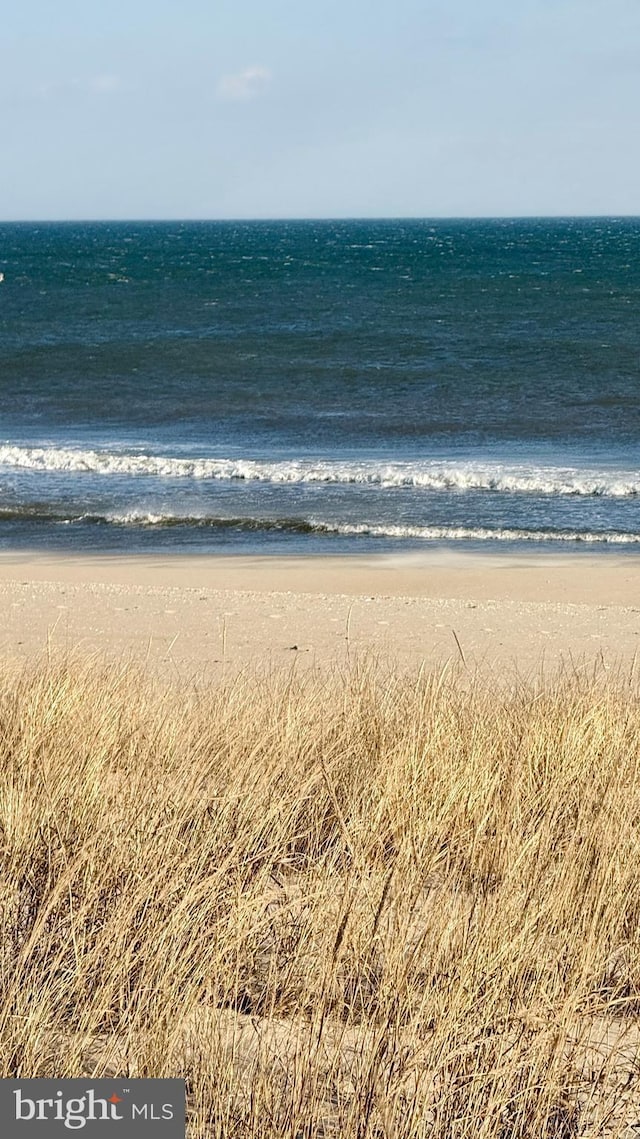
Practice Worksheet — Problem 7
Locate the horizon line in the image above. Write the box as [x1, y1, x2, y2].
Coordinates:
[1, 213, 640, 225]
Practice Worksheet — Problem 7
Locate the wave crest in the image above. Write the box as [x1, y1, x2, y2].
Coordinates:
[1, 445, 639, 497]
[0, 505, 639, 545]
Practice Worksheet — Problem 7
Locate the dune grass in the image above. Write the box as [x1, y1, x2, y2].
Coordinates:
[1, 655, 640, 1136]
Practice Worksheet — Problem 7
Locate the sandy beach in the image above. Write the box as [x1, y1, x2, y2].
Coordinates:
[1, 550, 639, 677]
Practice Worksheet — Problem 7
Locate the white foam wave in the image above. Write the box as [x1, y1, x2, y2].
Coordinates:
[73, 512, 640, 544]
[102, 511, 168, 526]
[1, 445, 639, 498]
[4, 502, 638, 543]
[313, 522, 640, 544]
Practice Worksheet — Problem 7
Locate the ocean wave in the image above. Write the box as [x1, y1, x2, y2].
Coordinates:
[0, 444, 639, 497]
[0, 505, 639, 544]
[0, 507, 320, 534]
[314, 522, 640, 544]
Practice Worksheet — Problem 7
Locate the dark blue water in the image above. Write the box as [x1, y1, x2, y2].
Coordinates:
[1, 218, 639, 554]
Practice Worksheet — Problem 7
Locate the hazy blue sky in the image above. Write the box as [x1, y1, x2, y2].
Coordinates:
[2, 0, 639, 219]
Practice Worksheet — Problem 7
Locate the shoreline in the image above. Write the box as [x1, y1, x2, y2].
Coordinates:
[1, 549, 639, 676]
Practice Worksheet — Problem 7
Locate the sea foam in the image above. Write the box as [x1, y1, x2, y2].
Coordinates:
[0, 445, 639, 498]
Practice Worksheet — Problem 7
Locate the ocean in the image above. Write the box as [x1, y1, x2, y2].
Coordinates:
[0, 217, 639, 556]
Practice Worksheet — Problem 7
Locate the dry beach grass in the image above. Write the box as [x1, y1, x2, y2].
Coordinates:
[2, 655, 640, 1136]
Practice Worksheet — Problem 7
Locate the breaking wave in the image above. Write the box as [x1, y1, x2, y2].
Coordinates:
[1, 445, 639, 497]
[0, 506, 639, 545]
[315, 522, 640, 544]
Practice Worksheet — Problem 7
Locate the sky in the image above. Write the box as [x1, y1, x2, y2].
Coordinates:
[2, 0, 639, 219]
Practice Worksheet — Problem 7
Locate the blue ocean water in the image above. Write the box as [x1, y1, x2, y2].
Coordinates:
[0, 218, 639, 555]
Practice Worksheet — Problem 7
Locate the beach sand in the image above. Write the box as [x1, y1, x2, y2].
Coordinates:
[1, 550, 639, 677]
